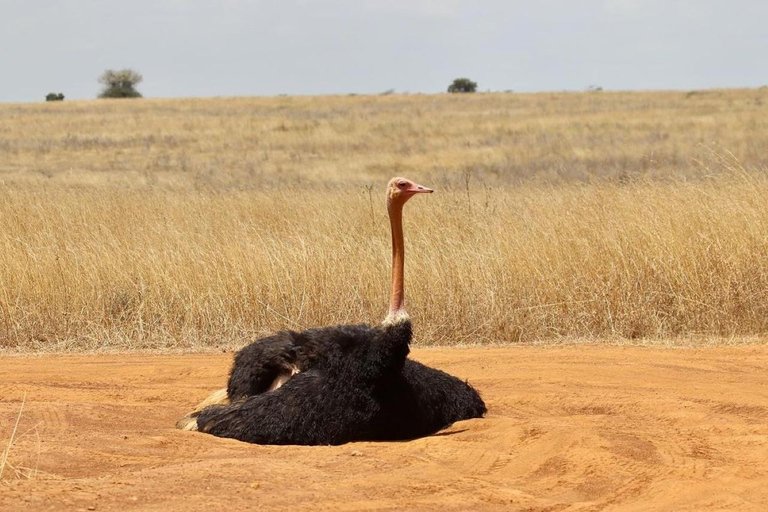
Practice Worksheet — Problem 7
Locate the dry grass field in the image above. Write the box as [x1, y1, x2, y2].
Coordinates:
[1, 89, 768, 351]
[3, 90, 768, 512]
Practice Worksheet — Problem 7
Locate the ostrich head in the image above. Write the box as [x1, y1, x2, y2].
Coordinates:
[384, 177, 433, 326]
[386, 177, 433, 207]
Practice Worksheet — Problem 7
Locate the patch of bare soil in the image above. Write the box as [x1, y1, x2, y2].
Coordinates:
[1, 346, 767, 511]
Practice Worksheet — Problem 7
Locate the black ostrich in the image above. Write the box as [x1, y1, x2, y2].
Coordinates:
[176, 178, 486, 445]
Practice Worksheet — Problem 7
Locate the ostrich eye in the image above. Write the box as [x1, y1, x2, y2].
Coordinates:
[398, 182, 407, 188]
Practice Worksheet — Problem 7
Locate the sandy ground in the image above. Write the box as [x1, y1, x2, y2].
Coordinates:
[1, 345, 767, 511]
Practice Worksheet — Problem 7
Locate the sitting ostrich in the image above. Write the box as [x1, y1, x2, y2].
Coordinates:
[176, 178, 485, 445]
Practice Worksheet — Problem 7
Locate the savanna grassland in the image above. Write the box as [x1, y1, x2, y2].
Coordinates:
[1, 89, 768, 351]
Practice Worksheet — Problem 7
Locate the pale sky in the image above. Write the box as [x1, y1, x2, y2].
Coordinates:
[1, 0, 766, 102]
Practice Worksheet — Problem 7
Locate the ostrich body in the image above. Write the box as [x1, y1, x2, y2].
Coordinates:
[178, 178, 486, 445]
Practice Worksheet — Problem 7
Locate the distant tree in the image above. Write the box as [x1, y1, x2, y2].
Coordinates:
[98, 69, 143, 98]
[447, 78, 478, 93]
[45, 93, 65, 101]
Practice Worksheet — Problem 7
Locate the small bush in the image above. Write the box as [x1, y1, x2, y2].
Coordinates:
[448, 78, 478, 93]
[98, 69, 143, 99]
[45, 93, 65, 102]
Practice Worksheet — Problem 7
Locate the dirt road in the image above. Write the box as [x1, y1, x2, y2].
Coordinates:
[1, 345, 767, 511]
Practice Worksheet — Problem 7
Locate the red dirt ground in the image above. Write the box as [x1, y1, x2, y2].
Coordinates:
[1, 345, 767, 511]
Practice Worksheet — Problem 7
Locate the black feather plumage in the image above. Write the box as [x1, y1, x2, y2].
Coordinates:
[195, 320, 486, 445]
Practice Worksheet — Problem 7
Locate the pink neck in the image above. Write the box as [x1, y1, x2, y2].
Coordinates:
[387, 199, 406, 320]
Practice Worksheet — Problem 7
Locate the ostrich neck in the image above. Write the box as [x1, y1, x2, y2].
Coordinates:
[386, 200, 408, 323]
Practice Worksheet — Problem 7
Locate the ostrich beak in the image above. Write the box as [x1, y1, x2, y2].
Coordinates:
[406, 183, 434, 194]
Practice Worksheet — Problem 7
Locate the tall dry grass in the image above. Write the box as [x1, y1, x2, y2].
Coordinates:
[1, 161, 767, 350]
[1, 90, 767, 350]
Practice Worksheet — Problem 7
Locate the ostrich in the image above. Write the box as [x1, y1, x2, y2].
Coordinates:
[176, 178, 485, 445]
